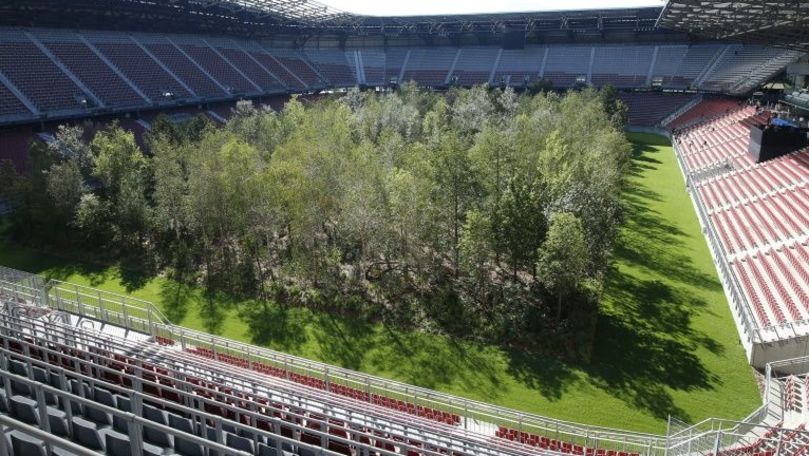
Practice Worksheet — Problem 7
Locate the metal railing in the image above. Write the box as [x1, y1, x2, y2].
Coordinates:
[0, 304, 549, 456]
[0, 267, 669, 455]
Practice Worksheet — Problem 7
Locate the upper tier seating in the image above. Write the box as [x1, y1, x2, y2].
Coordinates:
[271, 49, 324, 88]
[448, 47, 499, 86]
[134, 34, 226, 98]
[173, 37, 259, 95]
[402, 48, 456, 87]
[242, 41, 305, 90]
[619, 92, 696, 127]
[215, 43, 285, 92]
[86, 32, 191, 102]
[590, 46, 654, 88]
[35, 30, 145, 108]
[543, 46, 591, 88]
[305, 49, 356, 86]
[0, 37, 87, 113]
[0, 27, 799, 123]
[0, 82, 31, 120]
[492, 47, 544, 87]
[385, 48, 409, 85]
[358, 49, 386, 86]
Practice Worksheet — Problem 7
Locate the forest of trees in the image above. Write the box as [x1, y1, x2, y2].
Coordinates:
[0, 84, 631, 358]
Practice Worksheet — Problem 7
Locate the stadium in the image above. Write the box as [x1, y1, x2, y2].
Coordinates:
[1, 0, 809, 455]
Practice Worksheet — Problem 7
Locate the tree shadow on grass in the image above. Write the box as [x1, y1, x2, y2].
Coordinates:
[158, 279, 195, 324]
[365, 325, 505, 400]
[240, 302, 309, 354]
[198, 289, 236, 335]
[507, 137, 726, 423]
[117, 247, 158, 293]
[38, 260, 111, 287]
[310, 313, 374, 371]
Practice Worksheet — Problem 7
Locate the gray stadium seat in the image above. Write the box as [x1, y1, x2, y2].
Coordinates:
[85, 387, 114, 425]
[31, 367, 57, 405]
[9, 360, 31, 396]
[169, 412, 204, 456]
[226, 432, 255, 453]
[10, 394, 39, 425]
[71, 415, 105, 450]
[143, 403, 173, 448]
[113, 395, 130, 433]
[175, 436, 204, 456]
[48, 405, 70, 436]
[105, 429, 166, 456]
[67, 380, 83, 415]
[299, 446, 317, 456]
[8, 430, 46, 456]
[259, 442, 278, 456]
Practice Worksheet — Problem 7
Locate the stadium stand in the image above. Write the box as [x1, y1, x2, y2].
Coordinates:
[0, 83, 32, 121]
[358, 49, 387, 86]
[133, 33, 228, 99]
[385, 48, 410, 85]
[270, 49, 325, 89]
[670, 102, 809, 357]
[665, 98, 744, 130]
[84, 31, 193, 102]
[590, 46, 655, 89]
[448, 47, 500, 87]
[210, 38, 286, 93]
[619, 93, 697, 128]
[305, 49, 357, 87]
[0, 269, 669, 456]
[242, 41, 306, 91]
[0, 31, 89, 114]
[543, 45, 591, 88]
[35, 29, 146, 109]
[401, 47, 457, 87]
[170, 35, 260, 95]
[492, 47, 545, 87]
[0, 24, 801, 125]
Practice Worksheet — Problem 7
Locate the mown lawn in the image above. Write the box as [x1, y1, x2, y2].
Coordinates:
[0, 132, 760, 433]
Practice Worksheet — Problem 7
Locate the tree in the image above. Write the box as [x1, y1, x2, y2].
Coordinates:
[493, 175, 546, 280]
[6, 86, 631, 351]
[528, 78, 554, 95]
[46, 160, 86, 226]
[91, 125, 146, 193]
[49, 125, 92, 175]
[599, 84, 629, 128]
[536, 212, 588, 320]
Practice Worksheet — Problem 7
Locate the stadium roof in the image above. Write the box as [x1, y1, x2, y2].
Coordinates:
[327, 7, 663, 36]
[657, 1, 809, 52]
[1, 0, 664, 37]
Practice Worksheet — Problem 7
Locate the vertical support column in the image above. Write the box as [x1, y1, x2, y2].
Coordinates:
[488, 48, 502, 85]
[646, 46, 660, 87]
[445, 48, 462, 85]
[398, 50, 411, 84]
[539, 47, 550, 79]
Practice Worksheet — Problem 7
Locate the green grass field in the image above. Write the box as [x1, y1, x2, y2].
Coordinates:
[0, 132, 760, 433]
